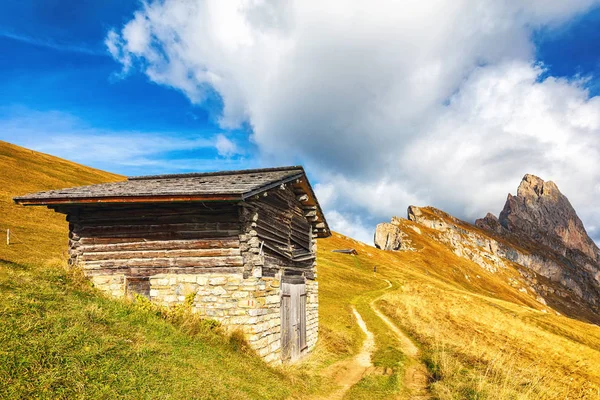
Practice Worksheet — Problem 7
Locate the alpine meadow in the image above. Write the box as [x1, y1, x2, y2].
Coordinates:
[1, 140, 599, 399]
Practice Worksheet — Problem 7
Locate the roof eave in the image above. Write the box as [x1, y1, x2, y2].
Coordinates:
[241, 172, 305, 200]
[13, 194, 241, 206]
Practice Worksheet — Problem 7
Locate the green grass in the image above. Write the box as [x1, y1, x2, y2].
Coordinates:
[344, 374, 400, 400]
[0, 260, 315, 399]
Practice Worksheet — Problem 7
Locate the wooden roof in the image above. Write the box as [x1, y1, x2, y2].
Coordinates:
[14, 166, 331, 237]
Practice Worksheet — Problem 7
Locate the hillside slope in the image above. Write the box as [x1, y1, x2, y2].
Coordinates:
[0, 140, 123, 265]
[2, 140, 599, 399]
[317, 228, 600, 399]
[0, 141, 320, 399]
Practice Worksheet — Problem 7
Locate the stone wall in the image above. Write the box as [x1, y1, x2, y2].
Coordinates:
[305, 279, 319, 352]
[146, 272, 283, 363]
[89, 270, 317, 364]
[90, 274, 126, 297]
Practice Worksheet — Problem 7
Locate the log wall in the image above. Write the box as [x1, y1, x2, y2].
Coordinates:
[68, 203, 244, 297]
[250, 185, 318, 279]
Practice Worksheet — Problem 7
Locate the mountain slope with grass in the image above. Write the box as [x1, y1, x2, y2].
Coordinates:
[317, 228, 600, 399]
[1, 140, 599, 399]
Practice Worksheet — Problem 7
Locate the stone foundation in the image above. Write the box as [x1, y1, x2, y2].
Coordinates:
[305, 279, 319, 352]
[89, 270, 318, 364]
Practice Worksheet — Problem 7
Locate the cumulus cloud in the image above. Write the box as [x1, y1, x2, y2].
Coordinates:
[215, 134, 240, 157]
[106, 0, 600, 243]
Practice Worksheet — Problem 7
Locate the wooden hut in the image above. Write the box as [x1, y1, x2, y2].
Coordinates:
[14, 166, 330, 363]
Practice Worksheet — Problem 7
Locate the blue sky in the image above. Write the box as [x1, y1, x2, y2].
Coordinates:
[0, 0, 254, 175]
[2, 1, 600, 243]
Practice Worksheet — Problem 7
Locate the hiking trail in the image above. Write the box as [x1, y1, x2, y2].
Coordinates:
[311, 278, 430, 399]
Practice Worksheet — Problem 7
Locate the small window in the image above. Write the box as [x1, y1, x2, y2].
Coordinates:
[125, 276, 150, 298]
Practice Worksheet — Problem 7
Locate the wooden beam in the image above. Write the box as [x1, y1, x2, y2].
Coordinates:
[297, 194, 309, 202]
[16, 194, 240, 206]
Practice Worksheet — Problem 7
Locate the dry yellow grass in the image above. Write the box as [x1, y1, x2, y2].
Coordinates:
[0, 140, 124, 265]
[2, 139, 599, 398]
[315, 220, 600, 399]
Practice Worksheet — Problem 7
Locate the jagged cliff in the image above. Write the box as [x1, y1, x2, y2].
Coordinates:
[476, 174, 599, 262]
[375, 174, 600, 324]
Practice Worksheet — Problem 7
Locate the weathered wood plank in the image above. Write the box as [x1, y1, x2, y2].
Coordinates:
[77, 236, 239, 245]
[75, 230, 239, 241]
[83, 255, 243, 269]
[75, 222, 239, 235]
[81, 248, 240, 261]
[255, 229, 289, 247]
[86, 266, 244, 276]
[70, 204, 238, 218]
[76, 238, 239, 252]
[262, 242, 292, 259]
[73, 213, 239, 227]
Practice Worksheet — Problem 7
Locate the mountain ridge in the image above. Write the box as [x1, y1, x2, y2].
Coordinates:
[375, 174, 600, 325]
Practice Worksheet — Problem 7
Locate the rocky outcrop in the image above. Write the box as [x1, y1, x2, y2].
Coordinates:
[475, 213, 507, 235]
[485, 174, 599, 261]
[374, 222, 403, 250]
[476, 174, 600, 289]
[407, 205, 600, 316]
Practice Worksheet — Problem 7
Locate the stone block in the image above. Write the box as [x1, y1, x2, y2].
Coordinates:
[252, 337, 268, 349]
[265, 295, 279, 304]
[238, 299, 257, 308]
[227, 277, 242, 285]
[211, 286, 227, 296]
[154, 278, 169, 287]
[263, 352, 279, 364]
[232, 291, 248, 299]
[181, 275, 197, 283]
[196, 276, 209, 285]
[92, 276, 111, 285]
[164, 295, 177, 303]
[215, 302, 235, 310]
[209, 277, 227, 285]
[247, 308, 268, 317]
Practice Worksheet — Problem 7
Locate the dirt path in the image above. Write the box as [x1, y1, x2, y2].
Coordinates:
[312, 279, 430, 400]
[311, 307, 375, 400]
[371, 280, 430, 399]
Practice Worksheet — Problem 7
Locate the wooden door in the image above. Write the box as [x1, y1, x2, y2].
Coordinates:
[281, 282, 307, 362]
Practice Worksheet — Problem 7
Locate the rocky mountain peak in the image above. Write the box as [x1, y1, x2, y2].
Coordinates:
[479, 174, 599, 262]
[516, 174, 559, 201]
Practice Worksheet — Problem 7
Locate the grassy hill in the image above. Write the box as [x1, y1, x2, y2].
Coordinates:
[1, 140, 599, 399]
[0, 141, 321, 399]
[0, 140, 123, 266]
[317, 228, 600, 399]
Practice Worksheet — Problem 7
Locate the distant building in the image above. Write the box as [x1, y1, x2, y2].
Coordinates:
[331, 249, 358, 255]
[15, 166, 330, 363]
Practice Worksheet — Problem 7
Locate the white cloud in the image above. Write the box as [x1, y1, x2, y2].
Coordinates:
[106, 0, 600, 242]
[325, 210, 374, 245]
[215, 134, 240, 157]
[401, 61, 600, 227]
